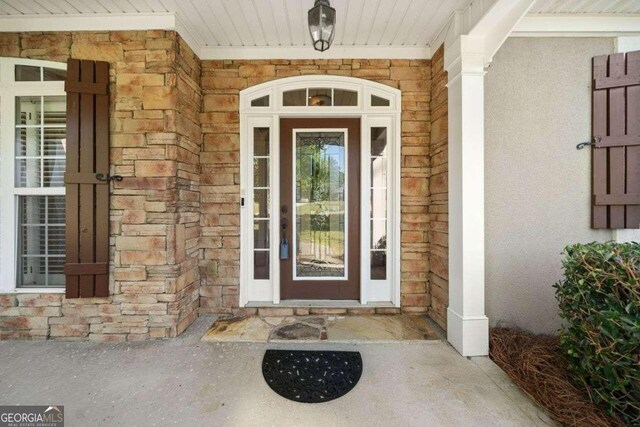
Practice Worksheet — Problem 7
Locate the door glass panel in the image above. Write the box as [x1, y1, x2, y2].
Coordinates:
[371, 127, 387, 155]
[254, 128, 270, 155]
[333, 89, 357, 106]
[43, 67, 67, 81]
[371, 251, 386, 280]
[371, 157, 387, 188]
[308, 88, 332, 106]
[15, 65, 41, 81]
[371, 219, 386, 249]
[283, 89, 306, 106]
[295, 131, 346, 278]
[370, 189, 386, 218]
[254, 252, 269, 280]
[253, 189, 269, 218]
[254, 220, 269, 249]
[251, 95, 269, 107]
[15, 66, 66, 81]
[371, 95, 390, 107]
[17, 195, 66, 287]
[253, 158, 269, 187]
[15, 96, 66, 188]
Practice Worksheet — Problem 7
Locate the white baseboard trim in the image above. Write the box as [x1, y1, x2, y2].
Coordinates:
[447, 308, 489, 357]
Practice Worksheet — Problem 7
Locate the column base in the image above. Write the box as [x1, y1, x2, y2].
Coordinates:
[614, 229, 640, 243]
[447, 308, 489, 356]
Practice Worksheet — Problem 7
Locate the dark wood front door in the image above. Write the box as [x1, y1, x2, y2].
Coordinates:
[280, 118, 360, 300]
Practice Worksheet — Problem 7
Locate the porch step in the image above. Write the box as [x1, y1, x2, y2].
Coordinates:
[201, 314, 443, 343]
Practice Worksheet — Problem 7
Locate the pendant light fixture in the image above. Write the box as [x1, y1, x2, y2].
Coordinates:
[308, 0, 336, 52]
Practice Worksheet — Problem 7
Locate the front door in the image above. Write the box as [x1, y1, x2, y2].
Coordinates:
[279, 118, 360, 300]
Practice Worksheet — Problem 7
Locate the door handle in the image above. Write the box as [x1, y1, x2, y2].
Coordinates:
[280, 213, 289, 260]
[280, 218, 289, 260]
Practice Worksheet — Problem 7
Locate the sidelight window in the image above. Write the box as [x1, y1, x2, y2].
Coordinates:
[253, 127, 271, 280]
[370, 127, 388, 280]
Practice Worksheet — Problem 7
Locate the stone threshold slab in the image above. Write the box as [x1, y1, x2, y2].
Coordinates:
[245, 300, 395, 308]
[201, 315, 442, 343]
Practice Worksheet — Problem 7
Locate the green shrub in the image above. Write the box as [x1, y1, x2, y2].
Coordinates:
[555, 242, 640, 425]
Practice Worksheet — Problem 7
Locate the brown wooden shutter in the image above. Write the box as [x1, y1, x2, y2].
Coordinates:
[592, 51, 640, 229]
[64, 59, 110, 298]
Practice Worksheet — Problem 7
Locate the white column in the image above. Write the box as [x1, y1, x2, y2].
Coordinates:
[445, 36, 489, 356]
[614, 37, 640, 243]
[615, 36, 640, 54]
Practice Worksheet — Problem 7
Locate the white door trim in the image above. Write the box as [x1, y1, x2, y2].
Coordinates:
[239, 76, 401, 307]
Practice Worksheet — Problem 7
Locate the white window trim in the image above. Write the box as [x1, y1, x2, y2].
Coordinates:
[0, 58, 67, 293]
[239, 75, 401, 307]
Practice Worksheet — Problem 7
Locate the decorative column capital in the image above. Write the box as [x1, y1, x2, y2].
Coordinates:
[444, 35, 488, 85]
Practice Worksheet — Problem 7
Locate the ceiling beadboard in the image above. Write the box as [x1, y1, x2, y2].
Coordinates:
[0, 0, 638, 58]
[529, 0, 640, 14]
[0, 0, 468, 47]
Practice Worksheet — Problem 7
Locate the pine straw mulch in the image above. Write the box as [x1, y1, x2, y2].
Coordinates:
[489, 328, 624, 427]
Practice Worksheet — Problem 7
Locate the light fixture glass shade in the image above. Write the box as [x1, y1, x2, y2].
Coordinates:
[308, 0, 336, 52]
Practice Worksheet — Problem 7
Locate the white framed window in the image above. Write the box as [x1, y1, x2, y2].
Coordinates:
[0, 58, 67, 293]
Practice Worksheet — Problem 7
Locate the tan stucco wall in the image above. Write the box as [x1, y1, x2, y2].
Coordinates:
[484, 37, 616, 334]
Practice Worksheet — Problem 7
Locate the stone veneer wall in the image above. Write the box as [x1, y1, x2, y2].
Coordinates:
[0, 31, 201, 341]
[428, 46, 448, 329]
[0, 33, 442, 338]
[199, 59, 432, 316]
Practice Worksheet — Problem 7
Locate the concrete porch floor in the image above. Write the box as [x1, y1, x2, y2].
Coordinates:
[0, 317, 555, 426]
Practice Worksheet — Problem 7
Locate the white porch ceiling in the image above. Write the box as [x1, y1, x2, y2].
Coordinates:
[0, 0, 471, 48]
[0, 0, 639, 59]
[529, 0, 640, 14]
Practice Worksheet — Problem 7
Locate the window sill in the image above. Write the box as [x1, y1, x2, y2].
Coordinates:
[1, 287, 65, 294]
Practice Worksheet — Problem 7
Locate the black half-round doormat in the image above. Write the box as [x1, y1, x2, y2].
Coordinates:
[262, 350, 363, 403]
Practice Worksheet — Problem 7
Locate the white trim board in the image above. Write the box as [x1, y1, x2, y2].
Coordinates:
[0, 13, 175, 32]
[200, 45, 431, 60]
[512, 15, 640, 36]
[616, 36, 640, 52]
